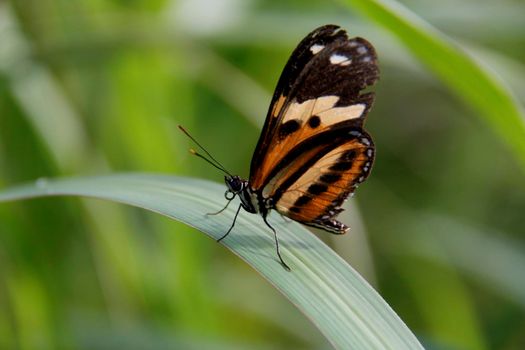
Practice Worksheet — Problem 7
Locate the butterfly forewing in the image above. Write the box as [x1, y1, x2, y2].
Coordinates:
[249, 25, 379, 194]
[251, 25, 349, 171]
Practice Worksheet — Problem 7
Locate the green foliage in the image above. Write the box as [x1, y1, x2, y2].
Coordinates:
[0, 174, 423, 349]
[1, 0, 524, 348]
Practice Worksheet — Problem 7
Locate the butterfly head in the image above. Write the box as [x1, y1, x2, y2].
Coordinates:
[225, 175, 259, 213]
[225, 175, 245, 196]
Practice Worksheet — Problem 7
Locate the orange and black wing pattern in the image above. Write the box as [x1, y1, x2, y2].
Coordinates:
[274, 130, 374, 233]
[249, 25, 379, 233]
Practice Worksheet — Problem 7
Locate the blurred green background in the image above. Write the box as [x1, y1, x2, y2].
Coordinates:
[1, 0, 524, 349]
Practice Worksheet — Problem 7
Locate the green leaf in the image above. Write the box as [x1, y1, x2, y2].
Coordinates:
[341, 0, 525, 171]
[0, 174, 423, 349]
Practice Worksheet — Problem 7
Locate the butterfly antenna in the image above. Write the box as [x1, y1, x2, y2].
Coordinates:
[178, 125, 232, 176]
[189, 149, 231, 175]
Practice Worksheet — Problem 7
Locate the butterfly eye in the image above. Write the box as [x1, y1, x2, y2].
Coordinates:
[225, 176, 244, 194]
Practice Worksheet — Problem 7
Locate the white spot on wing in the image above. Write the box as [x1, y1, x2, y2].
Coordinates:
[310, 44, 324, 54]
[283, 99, 316, 123]
[282, 96, 366, 126]
[330, 54, 352, 66]
[312, 96, 340, 115]
[357, 46, 367, 55]
[316, 99, 366, 123]
[360, 137, 371, 146]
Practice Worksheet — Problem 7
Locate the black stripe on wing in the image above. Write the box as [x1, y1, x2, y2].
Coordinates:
[271, 25, 348, 103]
[293, 36, 379, 106]
[251, 25, 349, 173]
[250, 26, 379, 190]
[265, 126, 371, 204]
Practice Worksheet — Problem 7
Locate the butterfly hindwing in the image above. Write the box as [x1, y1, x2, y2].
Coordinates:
[274, 129, 374, 233]
[249, 25, 379, 193]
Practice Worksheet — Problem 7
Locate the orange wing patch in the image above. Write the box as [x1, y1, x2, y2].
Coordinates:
[250, 95, 371, 190]
[271, 94, 287, 118]
[274, 135, 373, 233]
[261, 140, 331, 199]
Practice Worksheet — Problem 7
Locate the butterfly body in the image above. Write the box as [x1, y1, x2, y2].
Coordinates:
[183, 24, 378, 269]
[224, 175, 261, 214]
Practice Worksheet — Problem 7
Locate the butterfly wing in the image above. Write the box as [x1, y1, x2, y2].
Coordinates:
[251, 24, 348, 169]
[248, 25, 379, 233]
[273, 129, 374, 233]
[249, 25, 378, 191]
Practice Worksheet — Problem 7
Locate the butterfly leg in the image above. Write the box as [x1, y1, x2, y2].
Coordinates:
[263, 215, 291, 271]
[206, 198, 233, 216]
[217, 203, 242, 242]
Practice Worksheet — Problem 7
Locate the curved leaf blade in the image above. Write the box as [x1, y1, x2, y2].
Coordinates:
[0, 174, 423, 349]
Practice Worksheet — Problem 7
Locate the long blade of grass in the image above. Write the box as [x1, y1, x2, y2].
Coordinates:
[0, 174, 423, 349]
[341, 0, 525, 171]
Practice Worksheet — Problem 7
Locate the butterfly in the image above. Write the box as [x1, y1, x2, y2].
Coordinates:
[180, 24, 379, 270]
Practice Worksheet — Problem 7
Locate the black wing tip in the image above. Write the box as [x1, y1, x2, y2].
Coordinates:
[305, 24, 349, 44]
[308, 26, 376, 57]
[332, 36, 380, 98]
[310, 24, 343, 34]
